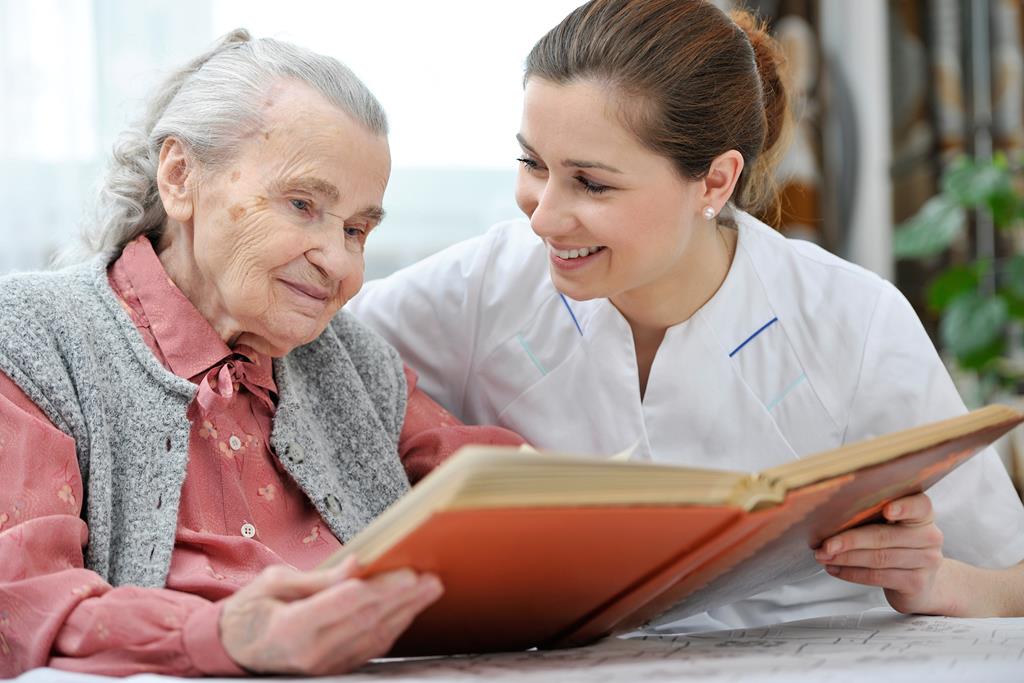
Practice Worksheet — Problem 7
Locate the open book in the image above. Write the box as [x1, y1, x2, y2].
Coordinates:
[321, 405, 1023, 656]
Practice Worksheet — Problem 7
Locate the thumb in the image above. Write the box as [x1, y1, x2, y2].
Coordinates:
[253, 556, 362, 601]
[883, 493, 934, 527]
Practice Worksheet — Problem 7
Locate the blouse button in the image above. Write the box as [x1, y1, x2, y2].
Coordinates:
[240, 523, 256, 539]
[229, 435, 242, 451]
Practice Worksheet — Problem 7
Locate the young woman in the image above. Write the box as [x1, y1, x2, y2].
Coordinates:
[350, 0, 1024, 630]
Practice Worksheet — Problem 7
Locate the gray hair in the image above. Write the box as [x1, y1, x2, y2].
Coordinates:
[63, 29, 387, 264]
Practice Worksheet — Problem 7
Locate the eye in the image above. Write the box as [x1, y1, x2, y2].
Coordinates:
[343, 225, 368, 253]
[575, 175, 610, 195]
[290, 198, 312, 213]
[517, 156, 542, 171]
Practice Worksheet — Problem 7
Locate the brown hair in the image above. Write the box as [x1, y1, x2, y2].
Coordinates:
[525, 0, 790, 221]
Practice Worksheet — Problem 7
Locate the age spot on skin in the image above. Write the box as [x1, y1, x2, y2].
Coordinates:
[230, 171, 241, 183]
[228, 204, 246, 222]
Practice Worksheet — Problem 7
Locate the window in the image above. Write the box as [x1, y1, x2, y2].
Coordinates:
[0, 0, 585, 276]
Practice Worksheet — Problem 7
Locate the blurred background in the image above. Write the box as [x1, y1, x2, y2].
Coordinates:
[0, 0, 584, 277]
[2, 0, 1024, 490]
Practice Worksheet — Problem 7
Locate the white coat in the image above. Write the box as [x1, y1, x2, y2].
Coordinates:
[349, 210, 1024, 631]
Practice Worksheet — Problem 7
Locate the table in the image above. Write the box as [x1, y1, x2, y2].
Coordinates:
[14, 611, 1024, 682]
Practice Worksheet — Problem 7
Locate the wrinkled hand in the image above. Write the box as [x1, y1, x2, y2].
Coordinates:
[814, 493, 947, 614]
[220, 557, 443, 675]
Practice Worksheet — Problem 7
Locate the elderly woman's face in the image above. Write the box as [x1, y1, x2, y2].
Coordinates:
[162, 81, 390, 357]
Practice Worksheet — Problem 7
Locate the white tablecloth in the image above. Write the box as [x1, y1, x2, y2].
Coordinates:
[13, 611, 1024, 682]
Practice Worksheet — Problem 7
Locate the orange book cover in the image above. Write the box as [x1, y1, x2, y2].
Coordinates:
[322, 406, 1023, 657]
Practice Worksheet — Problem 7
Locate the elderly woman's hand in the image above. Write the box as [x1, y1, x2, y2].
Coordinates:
[814, 493, 947, 614]
[220, 557, 442, 675]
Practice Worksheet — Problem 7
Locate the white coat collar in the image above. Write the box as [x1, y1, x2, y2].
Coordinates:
[535, 212, 806, 470]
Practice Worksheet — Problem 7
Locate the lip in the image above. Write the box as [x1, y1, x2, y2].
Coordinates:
[548, 245, 606, 271]
[279, 278, 331, 302]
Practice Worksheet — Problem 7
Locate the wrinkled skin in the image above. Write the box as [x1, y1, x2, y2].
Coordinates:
[220, 558, 442, 675]
[156, 79, 390, 357]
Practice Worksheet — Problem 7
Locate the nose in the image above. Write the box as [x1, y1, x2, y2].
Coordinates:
[519, 178, 574, 241]
[306, 232, 360, 285]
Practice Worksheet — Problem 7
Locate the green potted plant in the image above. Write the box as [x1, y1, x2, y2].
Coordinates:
[894, 153, 1024, 404]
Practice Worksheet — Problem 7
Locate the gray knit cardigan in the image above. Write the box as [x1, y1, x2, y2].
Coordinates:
[0, 255, 410, 587]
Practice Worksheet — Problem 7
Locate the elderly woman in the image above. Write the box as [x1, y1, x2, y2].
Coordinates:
[0, 31, 521, 677]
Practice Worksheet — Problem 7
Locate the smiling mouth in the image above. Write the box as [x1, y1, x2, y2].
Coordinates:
[548, 243, 607, 269]
[279, 279, 330, 303]
[551, 245, 606, 260]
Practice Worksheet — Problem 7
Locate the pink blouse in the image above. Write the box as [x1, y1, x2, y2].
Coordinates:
[0, 236, 524, 678]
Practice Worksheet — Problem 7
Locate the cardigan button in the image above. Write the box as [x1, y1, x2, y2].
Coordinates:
[240, 523, 256, 539]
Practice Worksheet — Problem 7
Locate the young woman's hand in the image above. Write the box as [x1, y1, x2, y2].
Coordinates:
[814, 492, 949, 614]
[219, 557, 443, 675]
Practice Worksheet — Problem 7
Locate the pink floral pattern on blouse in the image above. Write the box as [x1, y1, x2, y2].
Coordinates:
[0, 236, 524, 678]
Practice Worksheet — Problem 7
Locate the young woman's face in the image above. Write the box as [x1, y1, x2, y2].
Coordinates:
[514, 78, 708, 305]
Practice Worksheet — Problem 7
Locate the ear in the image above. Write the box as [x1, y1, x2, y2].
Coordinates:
[156, 138, 197, 223]
[700, 149, 744, 217]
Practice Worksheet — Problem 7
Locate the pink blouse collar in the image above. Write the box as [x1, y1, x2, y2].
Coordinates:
[109, 235, 277, 401]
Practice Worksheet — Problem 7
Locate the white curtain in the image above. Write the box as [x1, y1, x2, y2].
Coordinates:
[0, 0, 213, 273]
[0, 1, 584, 276]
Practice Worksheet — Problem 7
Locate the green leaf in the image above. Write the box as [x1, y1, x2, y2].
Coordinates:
[893, 196, 967, 260]
[939, 154, 1022, 229]
[1001, 292, 1024, 320]
[1003, 254, 1024, 300]
[927, 265, 979, 313]
[955, 336, 1006, 370]
[1000, 258, 1024, 320]
[941, 156, 1012, 207]
[985, 187, 1021, 229]
[939, 292, 1008, 363]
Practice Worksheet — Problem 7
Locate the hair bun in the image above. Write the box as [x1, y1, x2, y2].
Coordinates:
[729, 9, 788, 153]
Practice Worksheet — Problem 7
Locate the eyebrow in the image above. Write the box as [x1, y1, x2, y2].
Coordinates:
[357, 205, 386, 223]
[288, 176, 341, 202]
[281, 176, 386, 223]
[326, 205, 387, 225]
[516, 134, 623, 174]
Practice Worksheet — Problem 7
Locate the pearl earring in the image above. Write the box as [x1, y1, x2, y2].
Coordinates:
[702, 206, 716, 220]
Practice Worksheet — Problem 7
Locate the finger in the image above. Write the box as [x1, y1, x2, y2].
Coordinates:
[882, 493, 934, 525]
[250, 557, 361, 601]
[360, 575, 444, 655]
[816, 547, 943, 570]
[319, 575, 445, 673]
[817, 522, 943, 558]
[284, 574, 445, 676]
[287, 568, 426, 631]
[824, 565, 932, 594]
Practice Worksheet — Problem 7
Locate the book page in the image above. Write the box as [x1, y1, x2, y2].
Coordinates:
[632, 484, 829, 629]
[641, 526, 823, 628]
[328, 448, 751, 567]
[765, 405, 1021, 489]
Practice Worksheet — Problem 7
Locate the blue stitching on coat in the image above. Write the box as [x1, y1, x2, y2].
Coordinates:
[517, 334, 548, 375]
[728, 317, 778, 357]
[559, 293, 584, 336]
[765, 372, 807, 412]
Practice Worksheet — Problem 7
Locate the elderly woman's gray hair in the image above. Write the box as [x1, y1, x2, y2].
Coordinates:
[68, 29, 387, 263]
